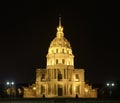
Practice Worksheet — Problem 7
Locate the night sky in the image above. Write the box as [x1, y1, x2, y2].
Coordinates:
[0, 1, 120, 84]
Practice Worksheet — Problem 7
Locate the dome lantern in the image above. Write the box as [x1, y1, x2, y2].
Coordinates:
[56, 16, 64, 38]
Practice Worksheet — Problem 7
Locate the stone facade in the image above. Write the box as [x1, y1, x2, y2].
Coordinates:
[23, 17, 97, 98]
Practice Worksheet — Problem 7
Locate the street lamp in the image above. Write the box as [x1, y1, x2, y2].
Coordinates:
[6, 81, 15, 97]
[6, 81, 14, 86]
[106, 82, 115, 98]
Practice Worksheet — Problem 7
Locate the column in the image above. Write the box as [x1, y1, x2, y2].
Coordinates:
[55, 69, 57, 79]
[53, 69, 54, 79]
[51, 69, 52, 79]
[39, 84, 41, 96]
[56, 84, 58, 96]
[66, 69, 67, 79]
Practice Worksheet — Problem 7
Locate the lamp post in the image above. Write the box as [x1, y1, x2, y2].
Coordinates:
[106, 82, 115, 98]
[6, 81, 15, 101]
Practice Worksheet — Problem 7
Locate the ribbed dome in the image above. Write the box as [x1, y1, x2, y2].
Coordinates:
[50, 36, 71, 48]
[49, 16, 72, 49]
[46, 16, 74, 67]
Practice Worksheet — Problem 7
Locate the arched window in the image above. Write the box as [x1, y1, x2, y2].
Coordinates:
[62, 59, 65, 64]
[58, 73, 62, 81]
[75, 74, 79, 79]
[56, 59, 58, 64]
[41, 85, 45, 94]
[75, 74, 80, 81]
[41, 74, 45, 81]
[62, 49, 64, 53]
[56, 49, 58, 53]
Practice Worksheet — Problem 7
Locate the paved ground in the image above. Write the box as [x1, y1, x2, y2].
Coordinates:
[0, 98, 120, 103]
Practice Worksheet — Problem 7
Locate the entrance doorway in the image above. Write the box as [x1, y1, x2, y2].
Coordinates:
[58, 85, 62, 96]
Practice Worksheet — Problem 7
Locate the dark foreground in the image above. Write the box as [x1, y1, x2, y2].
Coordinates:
[0, 98, 120, 103]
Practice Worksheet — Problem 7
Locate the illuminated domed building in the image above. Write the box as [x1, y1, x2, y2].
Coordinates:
[23, 17, 97, 98]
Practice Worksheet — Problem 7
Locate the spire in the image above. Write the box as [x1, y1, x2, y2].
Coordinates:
[59, 16, 61, 27]
[56, 15, 64, 38]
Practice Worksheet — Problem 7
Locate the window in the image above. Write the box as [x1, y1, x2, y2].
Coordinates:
[58, 73, 62, 81]
[62, 49, 64, 53]
[75, 74, 80, 81]
[41, 85, 45, 94]
[75, 74, 79, 79]
[56, 49, 58, 53]
[41, 74, 45, 81]
[41, 74, 45, 79]
[56, 59, 58, 64]
[62, 59, 65, 64]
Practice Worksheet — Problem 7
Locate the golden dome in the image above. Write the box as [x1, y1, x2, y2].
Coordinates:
[50, 36, 71, 48]
[46, 16, 74, 66]
[49, 16, 71, 49]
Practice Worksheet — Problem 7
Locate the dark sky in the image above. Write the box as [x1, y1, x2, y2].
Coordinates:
[0, 1, 120, 84]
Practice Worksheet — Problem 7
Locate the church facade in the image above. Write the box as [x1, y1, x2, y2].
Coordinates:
[23, 17, 97, 98]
